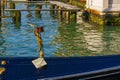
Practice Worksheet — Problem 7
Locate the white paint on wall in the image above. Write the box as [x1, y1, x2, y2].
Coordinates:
[86, 0, 120, 12]
[86, 0, 104, 11]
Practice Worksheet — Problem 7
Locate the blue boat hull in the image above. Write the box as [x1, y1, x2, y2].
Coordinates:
[0, 55, 120, 80]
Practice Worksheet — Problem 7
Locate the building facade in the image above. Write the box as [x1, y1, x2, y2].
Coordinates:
[86, 0, 120, 15]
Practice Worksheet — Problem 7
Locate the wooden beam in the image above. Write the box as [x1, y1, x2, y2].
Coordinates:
[0, 16, 13, 18]
[0, 0, 1, 22]
[4, 9, 80, 11]
[6, 1, 50, 3]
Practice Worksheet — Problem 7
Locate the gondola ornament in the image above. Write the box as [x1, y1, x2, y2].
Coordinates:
[31, 26, 47, 69]
[32, 56, 47, 69]
[0, 60, 7, 75]
[32, 50, 47, 69]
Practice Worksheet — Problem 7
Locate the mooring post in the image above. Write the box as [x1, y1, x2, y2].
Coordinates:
[0, 0, 1, 22]
[65, 11, 70, 21]
[10, 1, 15, 9]
[50, 4, 56, 14]
[0, 0, 5, 16]
[57, 6, 63, 20]
[13, 10, 21, 23]
[50, 4, 55, 10]
[35, 11, 41, 18]
[56, 6, 60, 15]
[70, 11, 77, 22]
[1, 0, 4, 15]
[35, 4, 42, 18]
[35, 4, 42, 14]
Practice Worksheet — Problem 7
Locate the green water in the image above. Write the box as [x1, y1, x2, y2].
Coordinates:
[0, 3, 120, 57]
[53, 21, 120, 57]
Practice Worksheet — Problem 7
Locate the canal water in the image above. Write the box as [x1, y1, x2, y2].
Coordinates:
[0, 3, 120, 57]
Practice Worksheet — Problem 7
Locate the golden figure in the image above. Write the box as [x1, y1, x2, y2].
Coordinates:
[1, 60, 7, 65]
[0, 67, 6, 75]
[34, 27, 44, 51]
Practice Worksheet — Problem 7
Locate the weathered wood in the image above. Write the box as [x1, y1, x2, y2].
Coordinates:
[50, 1, 80, 10]
[10, 2, 15, 9]
[4, 9, 80, 11]
[35, 6, 41, 14]
[3, 1, 80, 23]
[0, 0, 1, 22]
[0, 16, 13, 18]
[6, 1, 49, 3]
[5, 1, 80, 11]
[13, 10, 21, 23]
[50, 4, 56, 14]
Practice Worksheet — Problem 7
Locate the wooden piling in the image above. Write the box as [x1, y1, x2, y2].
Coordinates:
[13, 10, 21, 23]
[70, 11, 77, 22]
[10, 2, 15, 9]
[50, 4, 55, 10]
[65, 11, 70, 21]
[35, 7, 40, 14]
[50, 4, 56, 14]
[35, 13, 41, 18]
[35, 4, 42, 14]
[0, 0, 1, 22]
[57, 6, 62, 19]
[1, 0, 5, 15]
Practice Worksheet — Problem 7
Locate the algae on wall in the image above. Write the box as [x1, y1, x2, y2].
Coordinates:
[89, 14, 120, 26]
[90, 14, 105, 25]
[105, 16, 120, 26]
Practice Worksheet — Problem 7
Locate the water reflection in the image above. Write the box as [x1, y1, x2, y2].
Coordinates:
[0, 3, 59, 57]
[53, 16, 120, 57]
[83, 23, 105, 54]
[0, 3, 120, 57]
[103, 26, 120, 54]
[0, 36, 6, 55]
[52, 22, 86, 57]
[0, 24, 6, 56]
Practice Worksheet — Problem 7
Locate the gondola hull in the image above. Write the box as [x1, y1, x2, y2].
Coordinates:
[0, 55, 120, 80]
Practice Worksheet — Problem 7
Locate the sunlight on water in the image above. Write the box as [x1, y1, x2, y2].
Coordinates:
[0, 3, 120, 57]
[52, 12, 120, 57]
[0, 3, 58, 57]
